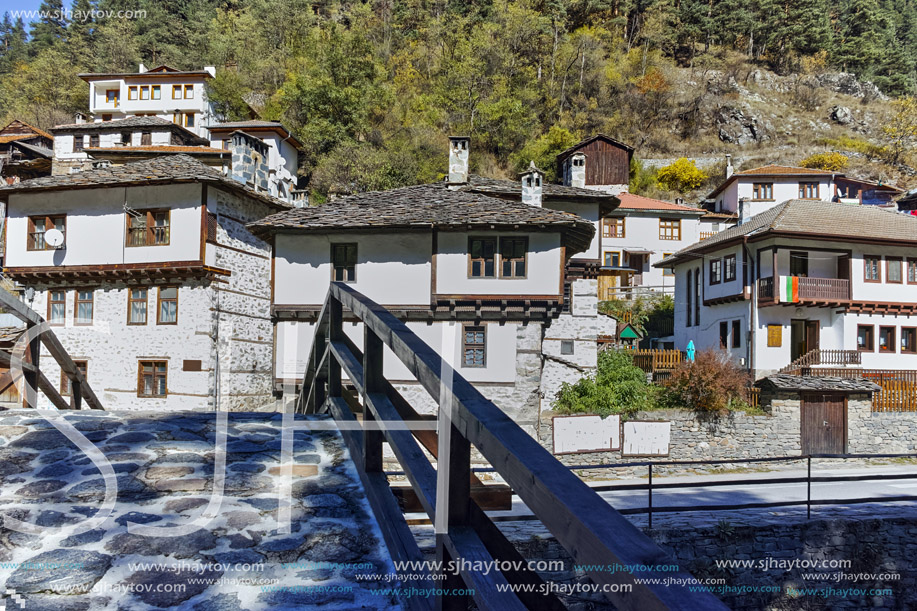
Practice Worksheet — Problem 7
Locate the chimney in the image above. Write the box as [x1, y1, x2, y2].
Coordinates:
[74, 112, 86, 125]
[725, 154, 734, 179]
[737, 197, 751, 225]
[204, 66, 216, 77]
[675, 197, 684, 206]
[138, 63, 147, 73]
[520, 161, 544, 207]
[230, 131, 270, 192]
[568, 152, 586, 188]
[447, 136, 470, 185]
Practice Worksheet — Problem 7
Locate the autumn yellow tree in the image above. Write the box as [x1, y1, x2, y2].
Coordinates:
[799, 152, 849, 171]
[883, 96, 917, 165]
[656, 158, 707, 193]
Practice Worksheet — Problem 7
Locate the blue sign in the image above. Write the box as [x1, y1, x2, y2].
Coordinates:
[686, 340, 696, 362]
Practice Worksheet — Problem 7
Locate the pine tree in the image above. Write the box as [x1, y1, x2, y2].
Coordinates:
[29, 0, 68, 54]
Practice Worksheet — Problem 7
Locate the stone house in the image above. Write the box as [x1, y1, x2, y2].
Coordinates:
[658, 200, 917, 378]
[249, 149, 606, 429]
[0, 154, 289, 411]
[0, 120, 54, 184]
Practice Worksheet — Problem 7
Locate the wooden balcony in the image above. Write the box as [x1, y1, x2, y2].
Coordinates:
[757, 276, 850, 307]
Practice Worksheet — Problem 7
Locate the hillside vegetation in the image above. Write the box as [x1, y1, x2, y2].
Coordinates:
[2, 0, 917, 198]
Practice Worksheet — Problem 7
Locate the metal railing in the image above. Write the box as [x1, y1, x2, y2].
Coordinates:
[299, 283, 724, 611]
[463, 454, 917, 529]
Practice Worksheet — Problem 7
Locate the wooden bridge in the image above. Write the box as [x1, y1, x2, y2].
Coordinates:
[298, 282, 726, 611]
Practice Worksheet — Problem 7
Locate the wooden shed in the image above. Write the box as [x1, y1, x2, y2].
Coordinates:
[555, 134, 634, 188]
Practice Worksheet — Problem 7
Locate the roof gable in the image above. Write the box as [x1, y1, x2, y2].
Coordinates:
[615, 192, 705, 215]
[556, 134, 635, 163]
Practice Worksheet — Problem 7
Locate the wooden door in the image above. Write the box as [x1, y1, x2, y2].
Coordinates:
[801, 393, 846, 455]
[805, 320, 820, 353]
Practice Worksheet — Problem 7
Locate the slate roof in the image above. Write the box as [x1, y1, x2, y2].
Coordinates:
[87, 145, 225, 155]
[51, 117, 209, 146]
[0, 120, 53, 141]
[757, 374, 881, 393]
[206, 121, 303, 148]
[8, 141, 52, 158]
[615, 192, 705, 214]
[456, 174, 619, 216]
[248, 183, 597, 252]
[657, 199, 917, 267]
[79, 68, 213, 80]
[0, 154, 290, 210]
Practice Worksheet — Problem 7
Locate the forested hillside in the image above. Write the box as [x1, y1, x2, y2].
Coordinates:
[2, 0, 917, 198]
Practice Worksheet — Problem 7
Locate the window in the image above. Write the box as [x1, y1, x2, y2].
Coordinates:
[106, 89, 119, 104]
[752, 183, 773, 200]
[60, 360, 88, 397]
[724, 255, 737, 282]
[89, 134, 99, 148]
[767, 324, 782, 347]
[101, 114, 112, 122]
[857, 325, 874, 352]
[172, 85, 182, 99]
[710, 259, 722, 285]
[560, 340, 574, 355]
[184, 113, 195, 128]
[151, 85, 160, 100]
[138, 361, 167, 397]
[719, 322, 729, 349]
[121, 132, 132, 146]
[499, 237, 527, 278]
[184, 84, 194, 99]
[74, 290, 93, 325]
[732, 320, 741, 348]
[604, 217, 625, 238]
[141, 132, 151, 146]
[864, 255, 881, 282]
[462, 325, 486, 368]
[331, 243, 357, 282]
[126, 209, 170, 247]
[128, 86, 138, 100]
[73, 135, 84, 152]
[887, 257, 903, 283]
[908, 259, 917, 284]
[663, 253, 674, 276]
[28, 215, 66, 250]
[140, 85, 150, 100]
[785, 252, 807, 278]
[604, 251, 621, 268]
[659, 219, 681, 240]
[128, 288, 148, 325]
[157, 287, 178, 324]
[48, 291, 66, 325]
[469, 238, 496, 278]
[902, 327, 917, 354]
[694, 267, 700, 325]
[686, 269, 693, 327]
[879, 326, 896, 353]
[799, 182, 819, 199]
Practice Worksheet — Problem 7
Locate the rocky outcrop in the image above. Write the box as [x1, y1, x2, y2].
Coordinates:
[714, 105, 772, 145]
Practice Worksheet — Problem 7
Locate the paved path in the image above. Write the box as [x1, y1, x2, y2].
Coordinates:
[0, 410, 398, 611]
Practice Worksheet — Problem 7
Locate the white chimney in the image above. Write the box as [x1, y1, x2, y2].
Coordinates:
[520, 161, 544, 207]
[737, 197, 751, 225]
[138, 63, 147, 73]
[74, 112, 86, 124]
[725, 154, 734, 179]
[447, 136, 470, 185]
[204, 66, 216, 77]
[568, 152, 586, 188]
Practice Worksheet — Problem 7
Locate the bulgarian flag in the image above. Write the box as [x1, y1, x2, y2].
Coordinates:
[779, 276, 799, 303]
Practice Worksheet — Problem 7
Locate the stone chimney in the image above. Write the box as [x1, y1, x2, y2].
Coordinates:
[520, 161, 544, 207]
[725, 154, 734, 179]
[447, 136, 470, 184]
[675, 197, 685, 206]
[737, 197, 750, 225]
[568, 152, 586, 188]
[74, 113, 86, 125]
[230, 131, 270, 192]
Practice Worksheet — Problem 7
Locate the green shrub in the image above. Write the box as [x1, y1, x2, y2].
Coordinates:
[552, 350, 655, 417]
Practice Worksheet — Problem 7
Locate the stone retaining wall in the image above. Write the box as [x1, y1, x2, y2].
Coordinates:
[538, 391, 917, 475]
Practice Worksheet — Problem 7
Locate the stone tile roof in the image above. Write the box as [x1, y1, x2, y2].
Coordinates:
[658, 199, 917, 267]
[758, 374, 881, 392]
[461, 174, 616, 201]
[615, 192, 705, 214]
[0, 154, 290, 210]
[51, 117, 209, 146]
[0, 120, 53, 141]
[208, 120, 286, 129]
[249, 183, 597, 252]
[87, 145, 225, 155]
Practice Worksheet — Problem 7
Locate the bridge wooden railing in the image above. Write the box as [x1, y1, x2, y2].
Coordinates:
[0, 286, 102, 410]
[299, 283, 725, 611]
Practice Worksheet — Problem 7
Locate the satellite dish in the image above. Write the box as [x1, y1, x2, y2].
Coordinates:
[45, 228, 64, 248]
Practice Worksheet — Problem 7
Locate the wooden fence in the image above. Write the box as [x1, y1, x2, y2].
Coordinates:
[632, 349, 684, 375]
[801, 368, 917, 412]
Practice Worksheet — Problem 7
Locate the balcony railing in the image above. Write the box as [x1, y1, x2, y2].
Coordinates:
[757, 276, 850, 305]
[780, 349, 862, 374]
[127, 225, 170, 247]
